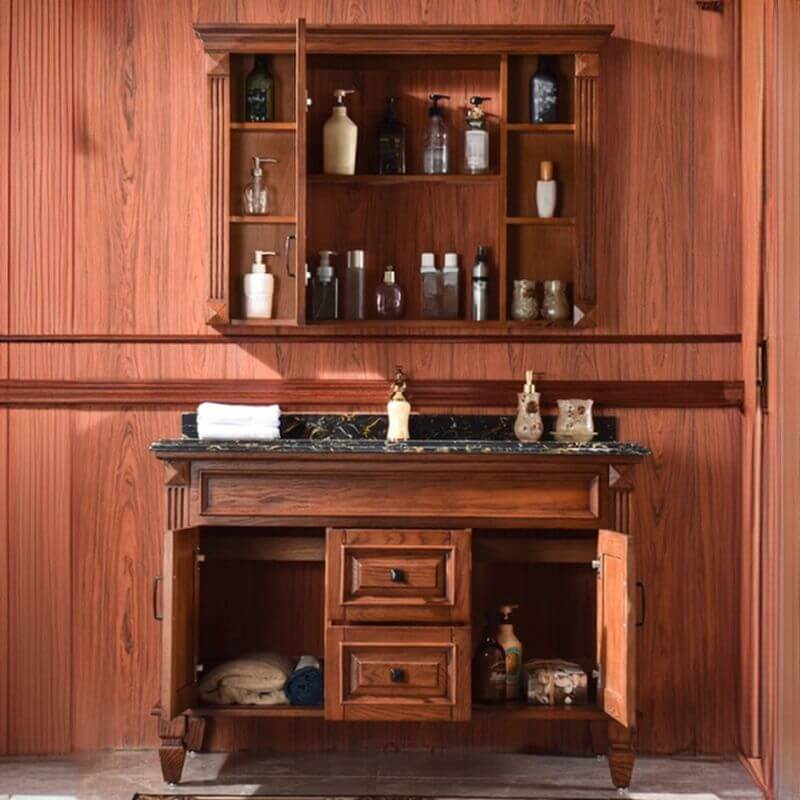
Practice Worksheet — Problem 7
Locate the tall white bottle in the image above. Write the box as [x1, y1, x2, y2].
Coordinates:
[324, 89, 358, 175]
[243, 250, 276, 319]
[536, 160, 557, 218]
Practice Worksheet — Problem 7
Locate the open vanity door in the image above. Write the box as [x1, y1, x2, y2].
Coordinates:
[596, 530, 635, 728]
[161, 527, 200, 719]
[294, 17, 307, 323]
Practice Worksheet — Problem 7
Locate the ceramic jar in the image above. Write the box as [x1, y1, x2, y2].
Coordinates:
[556, 399, 594, 438]
[514, 391, 544, 442]
[541, 280, 570, 322]
[511, 280, 538, 321]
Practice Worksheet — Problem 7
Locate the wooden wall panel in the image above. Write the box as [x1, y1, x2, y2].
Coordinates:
[73, 0, 207, 335]
[9, 0, 73, 334]
[8, 410, 72, 753]
[8, 341, 741, 382]
[0, 0, 746, 764]
[0, 407, 8, 753]
[71, 410, 170, 749]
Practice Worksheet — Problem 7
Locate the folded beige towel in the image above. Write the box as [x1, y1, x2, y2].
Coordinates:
[199, 651, 293, 706]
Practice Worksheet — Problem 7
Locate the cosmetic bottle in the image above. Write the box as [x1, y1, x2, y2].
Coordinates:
[471, 245, 489, 321]
[311, 250, 338, 321]
[324, 89, 358, 175]
[243, 250, 277, 319]
[423, 94, 450, 175]
[464, 96, 491, 175]
[375, 267, 405, 319]
[442, 252, 460, 319]
[497, 604, 523, 700]
[386, 367, 410, 443]
[473, 613, 506, 704]
[514, 370, 543, 443]
[536, 160, 557, 218]
[530, 56, 559, 123]
[243, 156, 278, 215]
[344, 250, 366, 320]
[420, 252, 442, 319]
[377, 96, 406, 175]
[245, 55, 274, 122]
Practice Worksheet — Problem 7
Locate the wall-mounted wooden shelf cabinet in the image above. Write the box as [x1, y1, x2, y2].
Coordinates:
[196, 21, 611, 337]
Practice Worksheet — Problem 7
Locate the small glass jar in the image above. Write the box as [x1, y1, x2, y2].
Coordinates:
[511, 280, 539, 321]
[541, 280, 570, 322]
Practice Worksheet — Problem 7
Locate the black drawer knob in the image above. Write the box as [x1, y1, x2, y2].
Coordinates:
[390, 667, 406, 683]
[389, 568, 406, 583]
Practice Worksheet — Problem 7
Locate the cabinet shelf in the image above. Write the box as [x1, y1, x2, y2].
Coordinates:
[506, 123, 576, 133]
[230, 121, 297, 131]
[506, 216, 576, 226]
[473, 702, 606, 721]
[229, 215, 297, 224]
[188, 704, 323, 718]
[308, 173, 501, 186]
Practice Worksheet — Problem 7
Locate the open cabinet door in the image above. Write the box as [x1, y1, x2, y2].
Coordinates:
[161, 527, 200, 719]
[295, 18, 307, 323]
[596, 529, 635, 728]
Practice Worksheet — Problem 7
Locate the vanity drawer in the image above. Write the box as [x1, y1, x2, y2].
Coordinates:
[325, 625, 471, 721]
[326, 529, 471, 623]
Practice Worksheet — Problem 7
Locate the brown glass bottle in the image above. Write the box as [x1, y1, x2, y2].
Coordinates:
[473, 613, 506, 703]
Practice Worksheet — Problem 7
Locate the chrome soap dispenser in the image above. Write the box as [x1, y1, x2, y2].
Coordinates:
[243, 156, 278, 215]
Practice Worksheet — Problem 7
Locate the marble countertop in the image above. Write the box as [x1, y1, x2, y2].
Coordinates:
[151, 412, 650, 457]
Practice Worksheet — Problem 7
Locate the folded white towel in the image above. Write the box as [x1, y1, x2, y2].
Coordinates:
[197, 402, 281, 440]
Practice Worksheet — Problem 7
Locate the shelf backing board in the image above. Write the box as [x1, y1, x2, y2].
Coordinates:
[230, 130, 296, 218]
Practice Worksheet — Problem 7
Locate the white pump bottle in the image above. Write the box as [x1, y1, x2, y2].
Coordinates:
[243, 250, 277, 319]
[324, 89, 358, 175]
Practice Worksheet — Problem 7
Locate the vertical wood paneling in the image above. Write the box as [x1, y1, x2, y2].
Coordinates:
[0, 406, 8, 753]
[73, 0, 206, 335]
[71, 410, 168, 749]
[625, 409, 739, 754]
[0, 0, 11, 343]
[8, 410, 72, 753]
[9, 0, 73, 334]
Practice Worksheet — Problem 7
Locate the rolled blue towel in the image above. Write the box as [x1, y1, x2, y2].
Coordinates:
[286, 655, 323, 706]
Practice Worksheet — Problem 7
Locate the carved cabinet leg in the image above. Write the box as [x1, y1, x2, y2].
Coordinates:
[185, 715, 206, 754]
[158, 715, 188, 785]
[607, 720, 635, 789]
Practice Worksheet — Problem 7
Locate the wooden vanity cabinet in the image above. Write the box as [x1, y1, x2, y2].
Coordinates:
[154, 451, 640, 789]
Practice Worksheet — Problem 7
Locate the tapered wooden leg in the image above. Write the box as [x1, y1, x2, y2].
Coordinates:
[158, 714, 188, 785]
[185, 715, 206, 753]
[607, 720, 635, 789]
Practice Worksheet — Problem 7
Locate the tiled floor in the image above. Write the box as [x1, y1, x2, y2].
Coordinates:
[0, 751, 762, 800]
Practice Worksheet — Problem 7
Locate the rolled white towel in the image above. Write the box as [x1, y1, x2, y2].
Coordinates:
[197, 402, 281, 440]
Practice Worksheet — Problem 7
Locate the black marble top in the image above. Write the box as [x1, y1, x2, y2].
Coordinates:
[150, 413, 649, 458]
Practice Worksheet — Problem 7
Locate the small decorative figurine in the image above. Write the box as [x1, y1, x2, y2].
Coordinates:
[386, 366, 411, 442]
[514, 370, 543, 443]
[554, 398, 596, 443]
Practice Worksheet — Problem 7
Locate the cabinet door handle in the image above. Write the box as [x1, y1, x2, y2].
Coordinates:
[284, 234, 296, 277]
[389, 568, 406, 583]
[390, 667, 406, 683]
[152, 575, 163, 621]
[636, 581, 646, 628]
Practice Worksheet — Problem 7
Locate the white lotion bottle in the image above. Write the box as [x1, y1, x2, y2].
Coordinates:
[243, 249, 276, 319]
[324, 89, 358, 175]
[536, 160, 557, 218]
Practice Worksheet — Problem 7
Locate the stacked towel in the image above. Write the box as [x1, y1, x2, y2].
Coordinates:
[198, 651, 293, 706]
[285, 655, 324, 706]
[196, 402, 281, 441]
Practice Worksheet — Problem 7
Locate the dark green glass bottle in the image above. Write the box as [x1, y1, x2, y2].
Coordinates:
[245, 55, 274, 122]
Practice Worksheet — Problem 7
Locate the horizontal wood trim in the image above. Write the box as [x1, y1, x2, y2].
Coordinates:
[0, 379, 744, 409]
[0, 333, 742, 344]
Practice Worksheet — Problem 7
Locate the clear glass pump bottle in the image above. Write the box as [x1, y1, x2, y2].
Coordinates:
[243, 156, 278, 215]
[464, 96, 491, 175]
[423, 94, 450, 175]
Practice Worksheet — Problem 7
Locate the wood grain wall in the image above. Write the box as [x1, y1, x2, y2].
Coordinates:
[0, 0, 744, 759]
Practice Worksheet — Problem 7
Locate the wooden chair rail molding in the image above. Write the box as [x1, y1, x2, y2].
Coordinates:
[0, 379, 744, 409]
